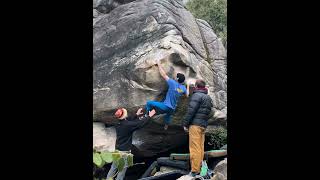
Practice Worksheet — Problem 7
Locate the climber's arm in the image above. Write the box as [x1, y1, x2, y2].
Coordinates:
[157, 61, 169, 81]
[130, 109, 156, 131]
[185, 83, 190, 97]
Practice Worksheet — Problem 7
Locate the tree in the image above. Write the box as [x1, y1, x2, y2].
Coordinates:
[186, 0, 227, 47]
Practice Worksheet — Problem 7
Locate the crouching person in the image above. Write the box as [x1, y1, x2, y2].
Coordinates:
[106, 108, 156, 180]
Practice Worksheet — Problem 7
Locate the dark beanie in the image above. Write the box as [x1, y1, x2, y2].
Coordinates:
[177, 73, 185, 83]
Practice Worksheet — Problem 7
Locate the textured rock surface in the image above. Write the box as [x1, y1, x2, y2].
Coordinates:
[93, 122, 116, 152]
[212, 158, 227, 180]
[93, 0, 136, 14]
[153, 166, 181, 176]
[132, 121, 188, 157]
[93, 0, 227, 124]
[177, 175, 194, 180]
[182, 0, 190, 6]
[93, 121, 188, 157]
[211, 172, 225, 180]
[196, 18, 227, 117]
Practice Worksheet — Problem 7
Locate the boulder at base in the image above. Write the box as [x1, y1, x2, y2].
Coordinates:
[212, 158, 227, 180]
[153, 166, 182, 176]
[132, 121, 188, 158]
[93, 122, 116, 152]
[93, 121, 188, 158]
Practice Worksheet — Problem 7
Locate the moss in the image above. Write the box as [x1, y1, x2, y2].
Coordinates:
[170, 96, 189, 125]
[150, 90, 189, 126]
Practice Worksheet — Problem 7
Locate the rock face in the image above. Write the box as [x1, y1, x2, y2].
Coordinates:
[196, 18, 227, 120]
[212, 158, 227, 180]
[132, 121, 188, 157]
[93, 122, 116, 152]
[93, 0, 136, 14]
[93, 121, 188, 157]
[93, 0, 227, 124]
[153, 166, 181, 176]
[177, 175, 194, 180]
[182, 0, 190, 6]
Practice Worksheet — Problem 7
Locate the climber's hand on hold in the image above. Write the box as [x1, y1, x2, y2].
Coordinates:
[186, 79, 191, 85]
[187, 79, 195, 86]
[148, 109, 156, 117]
[157, 60, 169, 81]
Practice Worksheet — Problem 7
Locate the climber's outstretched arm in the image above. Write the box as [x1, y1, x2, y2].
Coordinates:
[186, 83, 190, 97]
[157, 61, 169, 81]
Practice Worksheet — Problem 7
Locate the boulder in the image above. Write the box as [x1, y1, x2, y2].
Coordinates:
[212, 158, 227, 180]
[177, 174, 194, 180]
[93, 121, 188, 158]
[153, 166, 181, 176]
[93, 0, 135, 14]
[93, 122, 116, 152]
[211, 172, 225, 180]
[182, 0, 191, 6]
[132, 121, 188, 158]
[93, 9, 102, 18]
[93, 0, 227, 125]
[196, 19, 226, 61]
[196, 18, 227, 119]
[208, 110, 227, 126]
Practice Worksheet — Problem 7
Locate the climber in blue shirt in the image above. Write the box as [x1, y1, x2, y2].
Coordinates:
[145, 60, 189, 130]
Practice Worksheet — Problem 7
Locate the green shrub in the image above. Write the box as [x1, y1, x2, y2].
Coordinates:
[208, 126, 227, 149]
[93, 150, 134, 179]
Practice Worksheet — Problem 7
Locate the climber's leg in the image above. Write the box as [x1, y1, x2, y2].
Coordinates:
[163, 113, 171, 130]
[164, 113, 172, 125]
[145, 101, 170, 115]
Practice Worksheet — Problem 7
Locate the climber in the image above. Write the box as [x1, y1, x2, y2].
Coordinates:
[106, 107, 156, 180]
[182, 79, 213, 177]
[145, 59, 189, 130]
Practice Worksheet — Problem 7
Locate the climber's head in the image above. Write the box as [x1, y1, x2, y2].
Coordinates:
[114, 108, 128, 120]
[176, 73, 185, 84]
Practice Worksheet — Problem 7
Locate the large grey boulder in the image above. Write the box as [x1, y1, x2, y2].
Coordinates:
[132, 121, 188, 157]
[93, 9, 102, 18]
[93, 122, 116, 152]
[182, 0, 190, 6]
[93, 0, 227, 124]
[196, 18, 227, 117]
[153, 166, 181, 176]
[212, 158, 227, 180]
[93, 121, 188, 157]
[93, 0, 135, 14]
